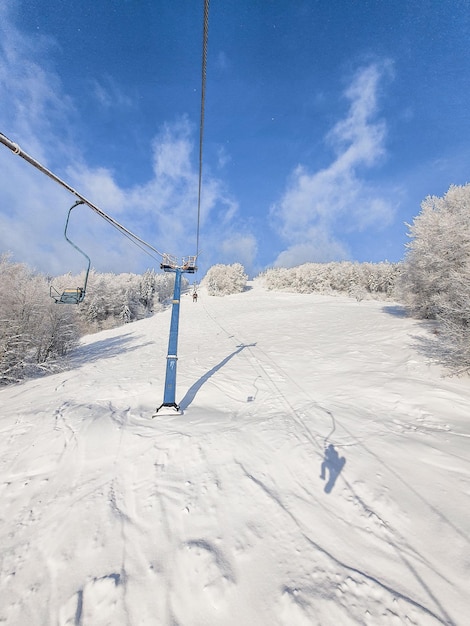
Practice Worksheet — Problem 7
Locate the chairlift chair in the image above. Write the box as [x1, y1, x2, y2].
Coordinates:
[50, 285, 86, 305]
[50, 200, 91, 304]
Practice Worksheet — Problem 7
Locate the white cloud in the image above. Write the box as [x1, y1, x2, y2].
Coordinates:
[273, 233, 349, 269]
[271, 62, 396, 267]
[219, 234, 258, 271]
[0, 4, 77, 160]
[152, 119, 195, 181]
[91, 75, 134, 109]
[215, 51, 229, 72]
[216, 145, 231, 169]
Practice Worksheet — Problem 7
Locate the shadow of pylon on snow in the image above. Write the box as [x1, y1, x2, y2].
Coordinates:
[320, 444, 346, 494]
[178, 343, 256, 411]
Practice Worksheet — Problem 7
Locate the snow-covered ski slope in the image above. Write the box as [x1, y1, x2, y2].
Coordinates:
[1, 281, 469, 626]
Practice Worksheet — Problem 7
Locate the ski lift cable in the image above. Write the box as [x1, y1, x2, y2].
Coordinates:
[110, 227, 163, 263]
[101, 215, 164, 263]
[195, 0, 210, 261]
[0, 132, 165, 260]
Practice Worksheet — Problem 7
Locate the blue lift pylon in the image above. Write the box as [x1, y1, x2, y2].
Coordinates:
[154, 254, 197, 414]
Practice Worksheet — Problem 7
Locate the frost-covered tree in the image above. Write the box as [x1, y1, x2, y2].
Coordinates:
[139, 269, 157, 309]
[72, 269, 184, 332]
[400, 184, 470, 372]
[153, 272, 185, 304]
[0, 257, 38, 382]
[400, 185, 470, 318]
[35, 301, 80, 363]
[261, 261, 399, 300]
[0, 255, 80, 384]
[203, 263, 248, 296]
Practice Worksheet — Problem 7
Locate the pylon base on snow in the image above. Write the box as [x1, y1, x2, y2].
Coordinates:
[152, 402, 182, 418]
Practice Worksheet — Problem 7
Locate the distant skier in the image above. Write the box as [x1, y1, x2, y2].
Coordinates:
[320, 444, 345, 493]
[192, 291, 198, 303]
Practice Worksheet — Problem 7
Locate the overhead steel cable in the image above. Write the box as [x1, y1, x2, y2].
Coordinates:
[195, 0, 210, 261]
[0, 132, 165, 261]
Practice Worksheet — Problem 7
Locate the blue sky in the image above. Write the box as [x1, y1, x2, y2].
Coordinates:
[1, 0, 469, 277]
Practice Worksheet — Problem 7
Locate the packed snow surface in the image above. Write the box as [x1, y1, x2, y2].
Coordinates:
[1, 281, 469, 625]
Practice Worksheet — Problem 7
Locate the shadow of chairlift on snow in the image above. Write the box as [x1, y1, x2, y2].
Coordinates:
[178, 343, 256, 411]
[320, 444, 346, 494]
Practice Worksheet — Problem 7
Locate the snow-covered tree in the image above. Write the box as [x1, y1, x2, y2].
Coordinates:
[203, 263, 248, 296]
[400, 185, 470, 317]
[261, 261, 399, 300]
[400, 184, 470, 372]
[73, 269, 184, 332]
[35, 301, 80, 364]
[0, 255, 80, 383]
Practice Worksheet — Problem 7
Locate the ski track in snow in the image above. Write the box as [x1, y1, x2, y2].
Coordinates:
[0, 281, 469, 625]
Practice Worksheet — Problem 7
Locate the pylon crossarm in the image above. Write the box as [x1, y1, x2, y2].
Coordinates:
[160, 253, 197, 273]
